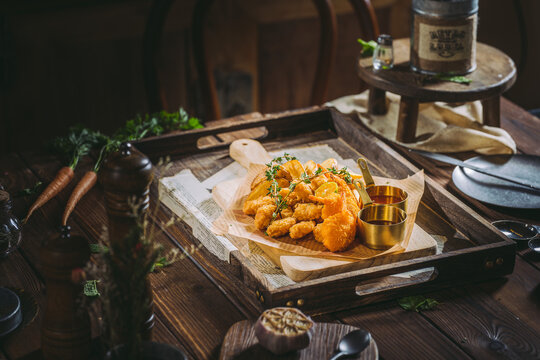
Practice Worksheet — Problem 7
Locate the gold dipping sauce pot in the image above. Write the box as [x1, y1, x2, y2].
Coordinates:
[354, 179, 408, 250]
[357, 158, 408, 211]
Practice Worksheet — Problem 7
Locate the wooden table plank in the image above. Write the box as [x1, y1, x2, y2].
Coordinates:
[335, 302, 473, 360]
[420, 286, 540, 359]
[501, 98, 540, 156]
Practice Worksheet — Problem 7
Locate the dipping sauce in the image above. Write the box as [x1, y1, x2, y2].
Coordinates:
[370, 195, 403, 205]
[367, 220, 399, 226]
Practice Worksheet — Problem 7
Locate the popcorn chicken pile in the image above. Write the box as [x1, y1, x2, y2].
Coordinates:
[242, 154, 363, 252]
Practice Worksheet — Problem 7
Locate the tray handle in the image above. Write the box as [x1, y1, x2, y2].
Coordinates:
[271, 243, 514, 313]
[354, 267, 438, 296]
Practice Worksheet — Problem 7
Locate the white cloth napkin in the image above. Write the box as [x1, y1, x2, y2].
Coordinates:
[326, 90, 516, 155]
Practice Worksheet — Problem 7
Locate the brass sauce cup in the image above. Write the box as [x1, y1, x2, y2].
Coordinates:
[354, 180, 408, 250]
[357, 158, 408, 211]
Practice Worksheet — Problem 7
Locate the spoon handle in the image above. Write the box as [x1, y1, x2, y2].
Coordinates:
[329, 352, 345, 360]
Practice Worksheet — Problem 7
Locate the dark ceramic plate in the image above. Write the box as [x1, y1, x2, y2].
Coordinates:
[0, 287, 22, 337]
[452, 154, 540, 209]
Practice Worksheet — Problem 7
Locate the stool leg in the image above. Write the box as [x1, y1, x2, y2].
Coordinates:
[396, 96, 419, 143]
[368, 87, 387, 115]
[482, 96, 500, 127]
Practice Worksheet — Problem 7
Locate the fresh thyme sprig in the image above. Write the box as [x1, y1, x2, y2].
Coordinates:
[264, 152, 296, 204]
[263, 154, 353, 221]
[327, 166, 353, 184]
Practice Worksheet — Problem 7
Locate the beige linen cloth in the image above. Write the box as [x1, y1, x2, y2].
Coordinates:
[326, 90, 516, 155]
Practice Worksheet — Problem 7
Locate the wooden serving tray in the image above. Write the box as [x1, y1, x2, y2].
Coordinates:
[220, 320, 378, 360]
[135, 107, 515, 315]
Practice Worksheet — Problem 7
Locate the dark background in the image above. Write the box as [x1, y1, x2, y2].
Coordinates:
[0, 0, 538, 156]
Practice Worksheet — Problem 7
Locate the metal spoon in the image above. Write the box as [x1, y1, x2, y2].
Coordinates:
[529, 238, 540, 253]
[491, 220, 539, 241]
[329, 329, 371, 360]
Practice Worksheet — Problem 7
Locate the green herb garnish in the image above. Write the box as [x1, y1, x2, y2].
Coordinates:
[83, 280, 101, 297]
[398, 296, 439, 312]
[89, 243, 109, 254]
[327, 166, 353, 184]
[15, 182, 43, 198]
[424, 74, 472, 85]
[49, 126, 104, 169]
[113, 107, 202, 143]
[357, 38, 378, 57]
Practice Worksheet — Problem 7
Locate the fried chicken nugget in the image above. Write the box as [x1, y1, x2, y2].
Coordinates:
[243, 196, 274, 215]
[266, 217, 296, 238]
[293, 203, 323, 221]
[254, 204, 276, 229]
[280, 208, 294, 218]
[291, 181, 313, 202]
[313, 211, 356, 251]
[290, 221, 316, 239]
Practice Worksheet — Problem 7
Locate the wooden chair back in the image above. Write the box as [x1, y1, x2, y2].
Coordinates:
[143, 0, 379, 119]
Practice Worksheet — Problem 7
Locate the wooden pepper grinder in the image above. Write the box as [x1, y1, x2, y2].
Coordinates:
[41, 226, 91, 360]
[99, 142, 154, 340]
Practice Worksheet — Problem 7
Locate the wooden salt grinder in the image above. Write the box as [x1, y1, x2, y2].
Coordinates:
[41, 226, 91, 360]
[99, 142, 154, 339]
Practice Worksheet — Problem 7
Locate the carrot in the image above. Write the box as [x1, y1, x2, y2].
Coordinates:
[24, 166, 74, 223]
[61, 170, 97, 226]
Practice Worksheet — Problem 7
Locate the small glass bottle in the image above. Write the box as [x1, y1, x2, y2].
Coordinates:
[373, 34, 394, 70]
[0, 190, 21, 257]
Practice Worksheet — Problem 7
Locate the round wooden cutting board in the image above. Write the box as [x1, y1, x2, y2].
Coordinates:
[220, 320, 378, 360]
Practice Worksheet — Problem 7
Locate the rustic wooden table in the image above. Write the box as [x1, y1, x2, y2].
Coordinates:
[1, 97, 539, 360]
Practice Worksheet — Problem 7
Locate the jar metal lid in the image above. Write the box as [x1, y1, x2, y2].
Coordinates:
[412, 0, 478, 17]
[377, 34, 393, 46]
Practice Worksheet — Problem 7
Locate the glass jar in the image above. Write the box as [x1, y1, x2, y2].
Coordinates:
[0, 190, 22, 257]
[410, 0, 478, 75]
[373, 34, 394, 70]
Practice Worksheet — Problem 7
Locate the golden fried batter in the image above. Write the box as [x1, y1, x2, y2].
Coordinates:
[289, 181, 313, 203]
[309, 193, 343, 219]
[243, 196, 274, 216]
[328, 174, 361, 217]
[266, 217, 297, 238]
[293, 203, 323, 221]
[311, 174, 328, 190]
[313, 211, 356, 251]
[254, 204, 276, 229]
[280, 208, 294, 218]
[289, 221, 316, 239]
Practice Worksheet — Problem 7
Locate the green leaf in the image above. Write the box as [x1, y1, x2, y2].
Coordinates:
[436, 75, 472, 84]
[357, 38, 377, 57]
[423, 74, 472, 85]
[15, 181, 43, 198]
[398, 295, 439, 312]
[84, 280, 101, 297]
[89, 243, 109, 254]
